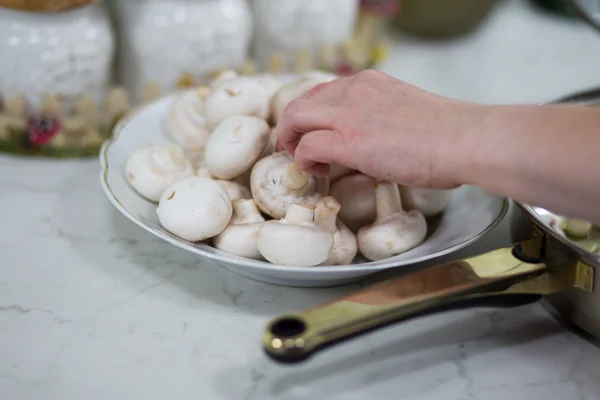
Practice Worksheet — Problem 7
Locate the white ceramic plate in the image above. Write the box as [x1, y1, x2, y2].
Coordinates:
[99, 93, 508, 287]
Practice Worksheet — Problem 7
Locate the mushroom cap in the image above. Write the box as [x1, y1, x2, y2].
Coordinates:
[213, 223, 264, 260]
[156, 177, 233, 242]
[125, 144, 194, 203]
[192, 170, 251, 200]
[204, 115, 271, 180]
[257, 127, 278, 160]
[212, 69, 239, 86]
[321, 220, 358, 266]
[257, 220, 334, 266]
[399, 187, 453, 217]
[196, 167, 215, 179]
[216, 180, 252, 201]
[254, 74, 286, 104]
[203, 77, 270, 130]
[357, 210, 428, 261]
[187, 149, 206, 170]
[330, 173, 377, 232]
[302, 70, 338, 83]
[250, 152, 330, 219]
[233, 167, 253, 188]
[166, 89, 211, 151]
[328, 163, 353, 183]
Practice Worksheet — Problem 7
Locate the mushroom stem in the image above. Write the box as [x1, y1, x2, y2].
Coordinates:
[197, 167, 215, 179]
[196, 85, 213, 101]
[282, 163, 310, 190]
[374, 181, 403, 220]
[562, 218, 592, 238]
[231, 199, 265, 224]
[285, 204, 315, 225]
[166, 143, 186, 161]
[315, 196, 341, 234]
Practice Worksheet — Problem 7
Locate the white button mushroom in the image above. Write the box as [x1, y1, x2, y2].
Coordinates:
[212, 69, 239, 86]
[233, 168, 253, 189]
[271, 72, 337, 123]
[254, 74, 286, 105]
[562, 218, 592, 238]
[196, 167, 215, 178]
[257, 128, 278, 160]
[315, 196, 358, 266]
[194, 167, 251, 200]
[187, 149, 207, 171]
[213, 199, 266, 260]
[156, 177, 233, 242]
[399, 187, 454, 217]
[166, 86, 212, 151]
[204, 115, 271, 180]
[358, 181, 428, 261]
[302, 70, 338, 83]
[125, 144, 195, 202]
[257, 204, 334, 266]
[250, 152, 330, 219]
[329, 173, 377, 232]
[328, 163, 353, 183]
[203, 77, 270, 130]
[216, 180, 252, 201]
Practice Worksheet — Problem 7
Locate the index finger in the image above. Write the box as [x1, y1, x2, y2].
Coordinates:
[276, 98, 337, 157]
[275, 75, 352, 156]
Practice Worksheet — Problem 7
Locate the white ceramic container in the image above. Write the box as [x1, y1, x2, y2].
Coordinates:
[0, 2, 115, 111]
[111, 0, 254, 104]
[250, 0, 359, 67]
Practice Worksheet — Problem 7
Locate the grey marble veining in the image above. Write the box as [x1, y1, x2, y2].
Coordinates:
[2, 154, 600, 400]
[1, 156, 599, 400]
[3, 0, 600, 399]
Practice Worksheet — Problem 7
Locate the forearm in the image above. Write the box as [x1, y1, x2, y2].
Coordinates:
[459, 103, 600, 224]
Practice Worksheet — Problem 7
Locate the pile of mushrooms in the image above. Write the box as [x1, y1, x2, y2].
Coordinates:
[125, 70, 456, 267]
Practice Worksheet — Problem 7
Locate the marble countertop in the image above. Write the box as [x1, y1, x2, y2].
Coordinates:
[3, 1, 600, 399]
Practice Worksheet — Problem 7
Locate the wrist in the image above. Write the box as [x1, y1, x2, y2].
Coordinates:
[451, 103, 552, 198]
[436, 101, 501, 188]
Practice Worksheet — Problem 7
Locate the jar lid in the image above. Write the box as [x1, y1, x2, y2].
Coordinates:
[0, 0, 98, 12]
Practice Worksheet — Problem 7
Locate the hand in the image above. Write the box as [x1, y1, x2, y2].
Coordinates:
[276, 69, 481, 189]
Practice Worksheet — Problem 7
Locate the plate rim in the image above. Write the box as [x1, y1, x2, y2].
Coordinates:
[99, 94, 510, 274]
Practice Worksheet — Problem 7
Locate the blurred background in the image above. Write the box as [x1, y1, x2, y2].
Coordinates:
[1, 0, 600, 159]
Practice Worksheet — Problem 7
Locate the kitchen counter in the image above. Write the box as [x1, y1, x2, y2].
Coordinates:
[2, 0, 600, 399]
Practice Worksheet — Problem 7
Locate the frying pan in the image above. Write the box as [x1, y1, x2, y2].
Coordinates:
[261, 88, 600, 364]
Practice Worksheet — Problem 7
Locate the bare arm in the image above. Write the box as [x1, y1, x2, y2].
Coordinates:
[460, 104, 600, 224]
[277, 69, 600, 224]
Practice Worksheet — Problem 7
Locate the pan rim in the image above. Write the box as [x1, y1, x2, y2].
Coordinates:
[516, 86, 600, 267]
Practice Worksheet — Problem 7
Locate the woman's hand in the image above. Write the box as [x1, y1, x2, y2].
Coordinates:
[278, 69, 600, 225]
[276, 69, 483, 189]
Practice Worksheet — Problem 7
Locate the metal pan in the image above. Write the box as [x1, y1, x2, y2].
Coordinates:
[261, 88, 600, 364]
[571, 0, 600, 35]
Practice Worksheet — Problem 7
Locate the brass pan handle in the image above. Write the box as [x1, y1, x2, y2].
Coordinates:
[263, 236, 594, 364]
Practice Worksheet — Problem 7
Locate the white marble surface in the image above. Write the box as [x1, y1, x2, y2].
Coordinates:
[2, 0, 600, 399]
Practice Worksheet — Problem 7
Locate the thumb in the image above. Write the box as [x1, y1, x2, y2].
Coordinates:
[275, 138, 285, 153]
[294, 129, 343, 174]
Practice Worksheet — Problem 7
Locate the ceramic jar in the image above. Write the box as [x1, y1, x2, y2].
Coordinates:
[111, 0, 254, 104]
[250, 0, 359, 69]
[0, 2, 115, 111]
